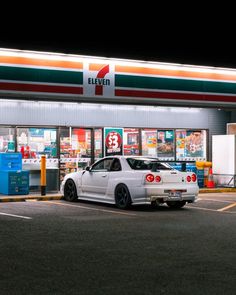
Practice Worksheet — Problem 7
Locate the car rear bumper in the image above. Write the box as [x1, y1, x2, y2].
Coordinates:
[150, 194, 196, 203]
[144, 184, 198, 203]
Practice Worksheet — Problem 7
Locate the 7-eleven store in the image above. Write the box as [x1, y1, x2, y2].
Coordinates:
[0, 48, 235, 191]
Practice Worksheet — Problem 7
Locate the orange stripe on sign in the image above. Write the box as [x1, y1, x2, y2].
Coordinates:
[115, 65, 236, 82]
[89, 64, 108, 71]
[0, 56, 83, 70]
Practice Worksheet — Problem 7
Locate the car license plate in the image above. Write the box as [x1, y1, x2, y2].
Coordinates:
[168, 191, 182, 199]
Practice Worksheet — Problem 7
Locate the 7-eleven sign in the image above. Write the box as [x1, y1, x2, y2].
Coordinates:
[84, 63, 115, 97]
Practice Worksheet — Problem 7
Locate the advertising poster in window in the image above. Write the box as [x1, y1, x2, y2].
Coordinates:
[141, 129, 157, 156]
[104, 128, 123, 156]
[176, 129, 206, 160]
[185, 130, 205, 158]
[176, 130, 186, 160]
[123, 128, 139, 155]
[157, 130, 174, 160]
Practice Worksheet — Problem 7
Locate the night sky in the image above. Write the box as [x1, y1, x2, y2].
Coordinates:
[0, 14, 235, 69]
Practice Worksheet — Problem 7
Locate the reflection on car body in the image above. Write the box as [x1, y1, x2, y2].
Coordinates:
[60, 156, 199, 209]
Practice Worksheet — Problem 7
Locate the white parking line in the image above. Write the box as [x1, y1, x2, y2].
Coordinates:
[48, 201, 138, 216]
[186, 206, 218, 212]
[0, 212, 32, 219]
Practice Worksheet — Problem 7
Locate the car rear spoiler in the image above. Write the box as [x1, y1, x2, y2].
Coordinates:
[151, 160, 195, 172]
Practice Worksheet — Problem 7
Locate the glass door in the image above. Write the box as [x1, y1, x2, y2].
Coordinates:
[59, 127, 92, 182]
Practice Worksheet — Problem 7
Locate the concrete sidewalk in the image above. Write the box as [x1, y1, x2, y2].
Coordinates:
[1, 187, 236, 202]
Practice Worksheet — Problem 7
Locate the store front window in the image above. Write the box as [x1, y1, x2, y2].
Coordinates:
[17, 128, 57, 159]
[157, 130, 175, 160]
[0, 127, 15, 152]
[17, 127, 59, 191]
[176, 129, 207, 161]
[59, 127, 92, 182]
[142, 129, 157, 157]
[123, 128, 140, 155]
[5, 125, 208, 190]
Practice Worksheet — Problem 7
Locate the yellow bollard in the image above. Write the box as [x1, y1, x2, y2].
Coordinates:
[41, 155, 46, 196]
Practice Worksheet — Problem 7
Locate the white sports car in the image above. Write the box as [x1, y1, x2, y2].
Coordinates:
[60, 156, 199, 209]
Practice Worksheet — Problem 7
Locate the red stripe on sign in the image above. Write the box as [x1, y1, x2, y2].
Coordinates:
[0, 82, 83, 95]
[115, 89, 236, 103]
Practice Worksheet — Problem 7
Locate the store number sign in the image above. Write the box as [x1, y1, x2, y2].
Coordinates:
[104, 128, 123, 156]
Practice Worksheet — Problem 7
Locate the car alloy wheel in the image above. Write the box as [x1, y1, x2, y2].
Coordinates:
[115, 184, 131, 209]
[64, 179, 77, 202]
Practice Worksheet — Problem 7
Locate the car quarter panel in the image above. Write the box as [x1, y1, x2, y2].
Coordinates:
[105, 170, 146, 201]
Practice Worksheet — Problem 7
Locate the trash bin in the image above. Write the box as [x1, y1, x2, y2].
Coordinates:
[0, 152, 22, 171]
[0, 170, 29, 195]
[0, 153, 29, 195]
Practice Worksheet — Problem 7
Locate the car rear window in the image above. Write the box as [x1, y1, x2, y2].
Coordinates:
[126, 158, 172, 170]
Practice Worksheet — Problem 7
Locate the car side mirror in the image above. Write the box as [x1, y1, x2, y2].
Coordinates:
[84, 166, 91, 171]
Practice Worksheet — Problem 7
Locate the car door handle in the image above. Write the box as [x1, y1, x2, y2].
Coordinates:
[102, 174, 107, 177]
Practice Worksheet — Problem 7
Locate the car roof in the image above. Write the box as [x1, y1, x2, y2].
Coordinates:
[103, 155, 159, 161]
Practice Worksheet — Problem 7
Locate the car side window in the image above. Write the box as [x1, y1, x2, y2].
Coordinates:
[92, 158, 113, 171]
[110, 159, 121, 171]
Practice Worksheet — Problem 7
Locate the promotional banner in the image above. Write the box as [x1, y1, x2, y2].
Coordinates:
[185, 130, 204, 158]
[104, 128, 123, 156]
[157, 130, 174, 159]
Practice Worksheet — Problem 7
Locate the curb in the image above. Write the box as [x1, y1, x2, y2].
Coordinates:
[0, 195, 63, 202]
[199, 188, 236, 193]
[1, 188, 236, 203]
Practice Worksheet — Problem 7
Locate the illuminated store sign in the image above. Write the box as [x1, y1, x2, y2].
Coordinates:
[0, 48, 236, 107]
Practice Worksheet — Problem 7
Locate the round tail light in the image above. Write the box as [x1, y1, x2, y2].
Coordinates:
[186, 175, 191, 182]
[191, 173, 197, 182]
[155, 175, 162, 182]
[146, 174, 154, 182]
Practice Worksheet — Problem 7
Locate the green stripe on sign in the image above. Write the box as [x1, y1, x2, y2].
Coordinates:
[0, 66, 83, 85]
[115, 74, 236, 95]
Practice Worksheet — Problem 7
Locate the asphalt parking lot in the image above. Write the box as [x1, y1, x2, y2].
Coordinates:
[188, 192, 236, 213]
[0, 193, 236, 295]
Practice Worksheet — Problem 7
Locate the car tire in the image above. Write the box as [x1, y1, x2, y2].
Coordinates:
[115, 184, 131, 209]
[64, 179, 78, 202]
[151, 200, 159, 208]
[166, 200, 186, 209]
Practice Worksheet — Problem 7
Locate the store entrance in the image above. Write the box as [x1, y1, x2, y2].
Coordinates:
[17, 127, 59, 192]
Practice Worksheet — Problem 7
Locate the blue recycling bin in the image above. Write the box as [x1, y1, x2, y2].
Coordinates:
[0, 170, 29, 195]
[0, 152, 22, 170]
[0, 153, 29, 195]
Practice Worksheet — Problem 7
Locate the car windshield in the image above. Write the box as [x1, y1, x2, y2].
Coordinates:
[126, 158, 173, 171]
